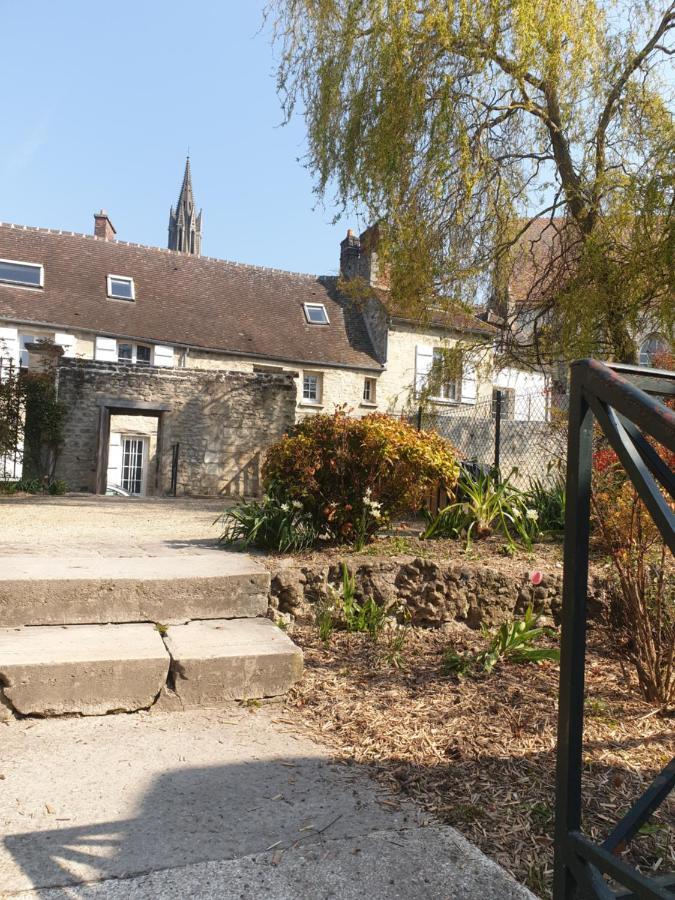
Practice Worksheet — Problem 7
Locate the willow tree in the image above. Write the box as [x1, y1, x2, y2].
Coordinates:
[269, 1, 674, 365]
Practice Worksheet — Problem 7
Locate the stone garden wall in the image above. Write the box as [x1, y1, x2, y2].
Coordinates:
[54, 360, 297, 496]
[268, 556, 609, 629]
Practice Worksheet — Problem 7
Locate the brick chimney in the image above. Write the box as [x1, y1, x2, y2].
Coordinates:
[340, 224, 388, 288]
[93, 210, 116, 241]
[339, 229, 361, 279]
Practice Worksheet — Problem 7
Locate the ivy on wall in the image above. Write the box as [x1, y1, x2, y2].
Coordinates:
[22, 371, 66, 481]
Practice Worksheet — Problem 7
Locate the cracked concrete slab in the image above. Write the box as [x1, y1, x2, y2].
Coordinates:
[0, 552, 269, 627]
[0, 623, 169, 716]
[165, 618, 304, 706]
[0, 707, 534, 898]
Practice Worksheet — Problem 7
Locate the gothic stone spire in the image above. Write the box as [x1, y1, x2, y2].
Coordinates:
[168, 157, 203, 255]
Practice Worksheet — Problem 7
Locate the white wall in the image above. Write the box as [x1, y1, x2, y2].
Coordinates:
[493, 367, 549, 422]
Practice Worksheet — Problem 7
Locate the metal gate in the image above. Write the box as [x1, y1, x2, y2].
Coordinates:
[554, 359, 674, 899]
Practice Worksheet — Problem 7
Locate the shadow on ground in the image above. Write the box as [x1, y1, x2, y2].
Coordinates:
[3, 755, 419, 895]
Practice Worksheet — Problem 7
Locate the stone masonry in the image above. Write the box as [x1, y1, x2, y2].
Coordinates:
[267, 556, 610, 629]
[54, 359, 297, 496]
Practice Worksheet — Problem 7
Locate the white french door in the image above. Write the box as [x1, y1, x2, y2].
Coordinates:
[121, 437, 147, 496]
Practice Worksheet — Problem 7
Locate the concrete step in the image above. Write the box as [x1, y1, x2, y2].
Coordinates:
[0, 623, 169, 717]
[0, 618, 303, 718]
[0, 551, 269, 627]
[164, 618, 304, 708]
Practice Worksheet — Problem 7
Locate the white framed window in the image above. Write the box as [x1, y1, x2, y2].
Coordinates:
[0, 258, 44, 288]
[639, 333, 669, 367]
[107, 275, 135, 301]
[19, 334, 35, 368]
[302, 372, 322, 403]
[303, 303, 330, 325]
[363, 377, 377, 403]
[491, 387, 516, 420]
[430, 347, 461, 401]
[117, 342, 152, 365]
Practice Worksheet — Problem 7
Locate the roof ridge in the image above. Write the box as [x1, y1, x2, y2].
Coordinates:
[0, 221, 322, 280]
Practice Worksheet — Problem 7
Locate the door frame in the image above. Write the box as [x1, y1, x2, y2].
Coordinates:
[95, 399, 170, 495]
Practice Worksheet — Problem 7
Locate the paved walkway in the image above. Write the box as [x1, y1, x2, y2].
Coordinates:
[0, 496, 535, 898]
[0, 707, 533, 899]
[0, 495, 226, 556]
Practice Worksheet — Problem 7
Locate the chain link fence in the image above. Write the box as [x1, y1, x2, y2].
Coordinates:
[412, 387, 568, 486]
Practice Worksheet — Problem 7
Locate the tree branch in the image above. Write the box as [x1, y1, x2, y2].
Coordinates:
[595, 3, 675, 183]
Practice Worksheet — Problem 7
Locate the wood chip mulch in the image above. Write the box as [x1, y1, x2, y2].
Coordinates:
[284, 623, 674, 898]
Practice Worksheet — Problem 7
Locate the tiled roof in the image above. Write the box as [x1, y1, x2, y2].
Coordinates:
[372, 289, 496, 336]
[505, 218, 573, 304]
[0, 224, 381, 371]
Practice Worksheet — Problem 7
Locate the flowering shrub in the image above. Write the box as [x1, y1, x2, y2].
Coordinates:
[422, 468, 542, 549]
[217, 492, 318, 552]
[262, 410, 459, 545]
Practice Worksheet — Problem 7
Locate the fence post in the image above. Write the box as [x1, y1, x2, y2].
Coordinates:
[416, 405, 423, 431]
[493, 390, 502, 473]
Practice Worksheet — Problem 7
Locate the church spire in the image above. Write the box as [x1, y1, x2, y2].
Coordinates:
[168, 156, 203, 255]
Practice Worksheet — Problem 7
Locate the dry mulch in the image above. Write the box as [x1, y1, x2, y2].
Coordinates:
[284, 622, 674, 898]
[267, 528, 568, 580]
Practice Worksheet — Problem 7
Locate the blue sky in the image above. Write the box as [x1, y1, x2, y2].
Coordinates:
[1, 1, 349, 275]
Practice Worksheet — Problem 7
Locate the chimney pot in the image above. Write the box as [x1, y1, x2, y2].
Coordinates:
[94, 210, 117, 241]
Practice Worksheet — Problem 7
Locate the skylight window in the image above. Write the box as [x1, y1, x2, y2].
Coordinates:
[107, 275, 135, 301]
[303, 303, 329, 325]
[0, 258, 44, 288]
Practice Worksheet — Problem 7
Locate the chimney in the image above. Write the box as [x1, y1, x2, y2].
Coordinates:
[339, 228, 361, 279]
[93, 210, 117, 241]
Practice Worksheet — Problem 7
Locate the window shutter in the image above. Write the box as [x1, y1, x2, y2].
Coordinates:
[106, 432, 123, 491]
[0, 327, 19, 365]
[153, 344, 174, 368]
[415, 345, 434, 394]
[54, 332, 76, 358]
[460, 352, 477, 404]
[95, 336, 117, 362]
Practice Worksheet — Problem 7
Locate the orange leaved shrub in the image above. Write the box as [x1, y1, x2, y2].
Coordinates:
[263, 410, 459, 544]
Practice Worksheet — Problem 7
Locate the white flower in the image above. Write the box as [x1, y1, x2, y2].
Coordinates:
[526, 509, 539, 521]
[318, 532, 331, 541]
[291, 500, 303, 510]
[280, 503, 290, 512]
[364, 487, 372, 500]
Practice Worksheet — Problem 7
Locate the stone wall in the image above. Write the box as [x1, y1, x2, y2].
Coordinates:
[268, 556, 609, 629]
[54, 360, 297, 496]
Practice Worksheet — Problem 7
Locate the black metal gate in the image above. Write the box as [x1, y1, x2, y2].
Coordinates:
[554, 359, 674, 899]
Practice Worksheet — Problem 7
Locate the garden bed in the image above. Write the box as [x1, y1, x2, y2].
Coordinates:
[284, 623, 674, 898]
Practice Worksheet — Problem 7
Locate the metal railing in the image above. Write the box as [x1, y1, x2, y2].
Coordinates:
[554, 359, 675, 899]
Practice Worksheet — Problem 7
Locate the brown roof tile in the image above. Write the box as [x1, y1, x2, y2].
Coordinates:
[0, 224, 381, 371]
[372, 288, 496, 336]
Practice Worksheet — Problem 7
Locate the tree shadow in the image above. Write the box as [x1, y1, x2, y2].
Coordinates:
[3, 755, 412, 895]
[4, 743, 671, 898]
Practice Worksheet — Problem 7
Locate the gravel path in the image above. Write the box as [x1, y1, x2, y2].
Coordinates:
[0, 495, 228, 556]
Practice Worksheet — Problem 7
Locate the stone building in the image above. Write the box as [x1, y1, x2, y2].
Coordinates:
[0, 162, 498, 495]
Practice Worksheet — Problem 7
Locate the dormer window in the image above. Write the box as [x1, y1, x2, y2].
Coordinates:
[107, 275, 135, 301]
[0, 258, 44, 288]
[303, 303, 329, 325]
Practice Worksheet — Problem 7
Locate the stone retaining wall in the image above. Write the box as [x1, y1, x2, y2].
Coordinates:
[268, 556, 609, 628]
